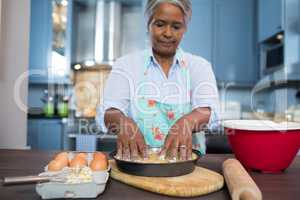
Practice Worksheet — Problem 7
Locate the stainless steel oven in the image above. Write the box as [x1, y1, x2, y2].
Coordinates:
[260, 33, 284, 75]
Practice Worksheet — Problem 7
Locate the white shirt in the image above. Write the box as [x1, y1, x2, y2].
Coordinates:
[96, 48, 220, 132]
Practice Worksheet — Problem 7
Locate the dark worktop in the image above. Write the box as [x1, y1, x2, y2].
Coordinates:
[27, 113, 65, 119]
[0, 150, 299, 200]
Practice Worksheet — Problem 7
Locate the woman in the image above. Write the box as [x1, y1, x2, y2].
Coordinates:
[97, 0, 219, 161]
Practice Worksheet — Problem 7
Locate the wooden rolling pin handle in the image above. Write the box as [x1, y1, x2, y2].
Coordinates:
[222, 159, 262, 200]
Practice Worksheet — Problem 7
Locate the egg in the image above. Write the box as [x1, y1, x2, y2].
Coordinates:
[69, 157, 87, 168]
[74, 153, 87, 160]
[56, 157, 69, 167]
[89, 159, 108, 171]
[93, 152, 106, 160]
[48, 160, 64, 171]
[54, 152, 69, 167]
[55, 152, 68, 159]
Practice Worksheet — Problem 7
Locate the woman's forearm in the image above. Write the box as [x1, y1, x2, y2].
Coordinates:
[184, 107, 211, 133]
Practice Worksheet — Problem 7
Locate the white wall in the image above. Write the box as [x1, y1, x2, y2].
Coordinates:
[0, 1, 2, 37]
[0, 0, 30, 149]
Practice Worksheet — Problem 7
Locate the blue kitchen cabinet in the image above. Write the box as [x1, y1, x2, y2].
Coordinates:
[180, 0, 257, 85]
[29, 0, 52, 83]
[213, 0, 257, 85]
[37, 119, 63, 150]
[258, 0, 283, 42]
[27, 119, 39, 149]
[181, 0, 213, 62]
[27, 119, 63, 150]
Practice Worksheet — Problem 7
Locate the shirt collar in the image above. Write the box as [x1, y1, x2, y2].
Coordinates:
[145, 47, 186, 69]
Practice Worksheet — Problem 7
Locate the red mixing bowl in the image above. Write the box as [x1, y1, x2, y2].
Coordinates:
[223, 120, 300, 173]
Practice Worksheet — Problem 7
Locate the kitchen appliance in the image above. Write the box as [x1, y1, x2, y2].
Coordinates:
[111, 148, 201, 177]
[260, 32, 284, 75]
[71, 0, 121, 68]
[71, 0, 144, 69]
[223, 120, 300, 173]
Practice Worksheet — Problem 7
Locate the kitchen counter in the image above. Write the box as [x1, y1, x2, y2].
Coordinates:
[0, 150, 299, 200]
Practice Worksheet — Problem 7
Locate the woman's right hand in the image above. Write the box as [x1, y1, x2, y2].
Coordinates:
[116, 117, 148, 160]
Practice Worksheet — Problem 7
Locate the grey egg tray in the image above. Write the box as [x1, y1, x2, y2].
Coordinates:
[36, 151, 110, 199]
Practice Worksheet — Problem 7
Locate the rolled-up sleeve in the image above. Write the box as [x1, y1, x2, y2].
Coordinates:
[96, 60, 131, 133]
[190, 58, 220, 130]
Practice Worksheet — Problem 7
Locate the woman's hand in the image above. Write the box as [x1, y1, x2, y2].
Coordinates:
[116, 116, 148, 160]
[160, 107, 211, 160]
[160, 117, 193, 161]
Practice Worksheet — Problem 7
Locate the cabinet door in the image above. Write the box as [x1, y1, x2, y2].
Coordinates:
[181, 0, 213, 62]
[27, 119, 63, 150]
[29, 0, 52, 83]
[27, 119, 39, 149]
[213, 0, 257, 84]
[37, 119, 62, 150]
[258, 0, 283, 42]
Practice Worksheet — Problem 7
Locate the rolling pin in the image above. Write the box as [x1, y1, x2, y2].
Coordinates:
[222, 159, 262, 200]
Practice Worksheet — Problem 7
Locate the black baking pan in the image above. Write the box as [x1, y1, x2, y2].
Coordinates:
[110, 149, 202, 177]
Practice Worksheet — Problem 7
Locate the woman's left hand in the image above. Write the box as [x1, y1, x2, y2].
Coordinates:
[160, 117, 193, 161]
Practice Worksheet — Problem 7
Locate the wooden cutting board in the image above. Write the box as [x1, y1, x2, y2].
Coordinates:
[109, 160, 224, 197]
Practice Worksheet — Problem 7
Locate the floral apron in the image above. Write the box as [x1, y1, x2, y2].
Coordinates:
[131, 49, 206, 155]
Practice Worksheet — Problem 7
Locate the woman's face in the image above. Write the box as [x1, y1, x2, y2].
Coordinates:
[149, 3, 186, 57]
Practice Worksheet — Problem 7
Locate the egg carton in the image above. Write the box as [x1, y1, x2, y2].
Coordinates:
[36, 151, 110, 199]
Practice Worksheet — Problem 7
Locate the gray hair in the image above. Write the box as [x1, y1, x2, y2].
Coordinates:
[145, 0, 192, 28]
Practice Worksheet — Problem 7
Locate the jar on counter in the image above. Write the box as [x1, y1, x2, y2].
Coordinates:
[43, 96, 55, 117]
[57, 96, 69, 118]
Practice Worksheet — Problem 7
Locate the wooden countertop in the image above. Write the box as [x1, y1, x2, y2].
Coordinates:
[0, 150, 299, 200]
